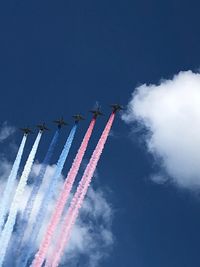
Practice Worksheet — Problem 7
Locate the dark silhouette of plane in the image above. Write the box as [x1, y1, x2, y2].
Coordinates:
[110, 104, 124, 113]
[20, 127, 33, 135]
[73, 114, 84, 123]
[37, 123, 49, 132]
[89, 107, 104, 118]
[53, 117, 68, 128]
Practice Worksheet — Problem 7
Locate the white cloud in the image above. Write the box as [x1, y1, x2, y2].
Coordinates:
[150, 174, 168, 184]
[0, 122, 15, 142]
[122, 71, 200, 190]
[0, 159, 15, 207]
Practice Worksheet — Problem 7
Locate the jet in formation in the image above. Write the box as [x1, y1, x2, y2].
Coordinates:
[73, 114, 85, 123]
[37, 123, 49, 132]
[20, 127, 33, 136]
[53, 117, 68, 128]
[110, 104, 124, 113]
[90, 107, 104, 118]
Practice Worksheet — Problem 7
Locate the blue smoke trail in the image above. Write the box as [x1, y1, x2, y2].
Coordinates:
[18, 124, 77, 267]
[12, 130, 60, 257]
[0, 132, 42, 267]
[0, 135, 27, 231]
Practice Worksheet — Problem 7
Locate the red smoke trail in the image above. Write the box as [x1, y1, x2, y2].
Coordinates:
[49, 113, 115, 267]
[31, 118, 96, 267]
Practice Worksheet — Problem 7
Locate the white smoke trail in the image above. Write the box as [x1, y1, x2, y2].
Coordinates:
[0, 135, 27, 231]
[18, 125, 77, 267]
[0, 132, 42, 267]
[12, 130, 60, 257]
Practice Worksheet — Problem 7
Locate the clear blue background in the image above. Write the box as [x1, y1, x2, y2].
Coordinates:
[0, 1, 200, 266]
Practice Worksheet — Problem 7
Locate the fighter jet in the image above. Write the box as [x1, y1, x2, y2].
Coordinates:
[53, 117, 68, 128]
[20, 127, 33, 135]
[90, 107, 104, 118]
[73, 114, 85, 123]
[110, 104, 124, 113]
[37, 123, 49, 132]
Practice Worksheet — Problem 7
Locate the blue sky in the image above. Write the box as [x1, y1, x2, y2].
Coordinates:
[0, 1, 200, 266]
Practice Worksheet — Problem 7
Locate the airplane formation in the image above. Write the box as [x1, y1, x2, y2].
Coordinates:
[1, 103, 123, 267]
[20, 104, 123, 135]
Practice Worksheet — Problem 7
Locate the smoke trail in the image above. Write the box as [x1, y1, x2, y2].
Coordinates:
[0, 135, 27, 231]
[18, 125, 77, 267]
[0, 132, 42, 267]
[32, 119, 96, 266]
[50, 113, 115, 267]
[33, 113, 115, 267]
[13, 130, 60, 257]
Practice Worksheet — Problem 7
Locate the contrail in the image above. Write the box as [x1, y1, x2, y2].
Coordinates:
[33, 113, 115, 267]
[13, 130, 60, 257]
[18, 124, 77, 267]
[0, 135, 27, 231]
[0, 132, 42, 267]
[32, 119, 96, 266]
